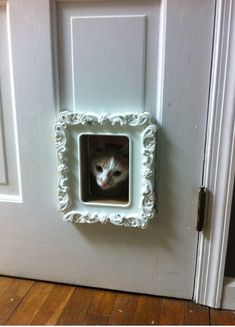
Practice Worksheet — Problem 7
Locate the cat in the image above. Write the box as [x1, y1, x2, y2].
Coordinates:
[89, 138, 129, 192]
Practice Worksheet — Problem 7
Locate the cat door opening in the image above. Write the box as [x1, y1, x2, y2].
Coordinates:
[79, 135, 130, 206]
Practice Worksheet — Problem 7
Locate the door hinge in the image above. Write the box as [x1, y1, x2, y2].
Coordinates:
[197, 186, 207, 232]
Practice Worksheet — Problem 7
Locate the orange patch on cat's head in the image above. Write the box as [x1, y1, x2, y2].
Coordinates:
[98, 158, 109, 168]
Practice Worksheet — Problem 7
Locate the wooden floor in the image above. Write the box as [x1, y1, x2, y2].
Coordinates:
[0, 276, 235, 325]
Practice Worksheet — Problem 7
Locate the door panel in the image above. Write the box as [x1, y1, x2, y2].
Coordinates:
[57, 0, 160, 113]
[0, 0, 214, 299]
[0, 2, 21, 201]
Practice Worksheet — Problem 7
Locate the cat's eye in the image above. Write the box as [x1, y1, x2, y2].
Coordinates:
[113, 170, 122, 177]
[96, 165, 103, 172]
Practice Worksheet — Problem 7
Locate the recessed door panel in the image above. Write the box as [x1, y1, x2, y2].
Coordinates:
[0, 3, 21, 202]
[57, 1, 160, 114]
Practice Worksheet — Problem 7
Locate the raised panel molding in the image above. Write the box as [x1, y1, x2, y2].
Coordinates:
[0, 2, 8, 185]
[56, 0, 161, 118]
[0, 92, 8, 185]
[0, 2, 22, 201]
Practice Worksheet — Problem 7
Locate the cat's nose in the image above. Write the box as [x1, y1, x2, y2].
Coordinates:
[101, 180, 109, 187]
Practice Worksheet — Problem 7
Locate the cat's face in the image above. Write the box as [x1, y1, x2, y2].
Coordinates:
[90, 143, 129, 190]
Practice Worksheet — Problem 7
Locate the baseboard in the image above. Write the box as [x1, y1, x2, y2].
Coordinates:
[221, 278, 235, 310]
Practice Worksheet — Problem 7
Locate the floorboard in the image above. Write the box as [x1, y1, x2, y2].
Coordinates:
[184, 301, 210, 325]
[30, 284, 74, 325]
[210, 308, 235, 325]
[108, 292, 140, 325]
[0, 276, 235, 325]
[0, 277, 15, 297]
[87, 289, 117, 317]
[0, 278, 34, 325]
[82, 313, 109, 325]
[159, 298, 185, 325]
[5, 281, 54, 325]
[56, 287, 96, 325]
[133, 295, 161, 325]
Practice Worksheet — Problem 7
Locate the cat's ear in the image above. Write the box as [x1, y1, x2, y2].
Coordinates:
[120, 143, 129, 159]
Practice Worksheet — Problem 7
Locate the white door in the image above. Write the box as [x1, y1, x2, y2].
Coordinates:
[0, 0, 215, 299]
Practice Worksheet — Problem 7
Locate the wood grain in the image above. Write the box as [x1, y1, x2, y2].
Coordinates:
[0, 276, 234, 325]
[82, 313, 109, 325]
[184, 301, 210, 325]
[133, 295, 161, 325]
[30, 284, 74, 325]
[56, 287, 96, 325]
[0, 278, 34, 325]
[80, 289, 117, 325]
[159, 298, 185, 325]
[0, 276, 15, 296]
[210, 308, 235, 325]
[88, 289, 117, 317]
[108, 293, 140, 325]
[5, 281, 54, 325]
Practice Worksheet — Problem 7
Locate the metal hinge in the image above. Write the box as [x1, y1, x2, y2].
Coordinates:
[197, 186, 207, 232]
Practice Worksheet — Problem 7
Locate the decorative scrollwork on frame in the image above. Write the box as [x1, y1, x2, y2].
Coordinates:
[57, 111, 153, 127]
[63, 211, 147, 229]
[54, 111, 157, 229]
[54, 122, 70, 212]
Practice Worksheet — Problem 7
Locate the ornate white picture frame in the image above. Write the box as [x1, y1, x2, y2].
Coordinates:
[54, 111, 157, 228]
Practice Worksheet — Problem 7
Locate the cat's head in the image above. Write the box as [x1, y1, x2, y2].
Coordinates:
[90, 141, 129, 190]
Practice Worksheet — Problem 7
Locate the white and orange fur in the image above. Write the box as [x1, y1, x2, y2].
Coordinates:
[90, 138, 129, 191]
